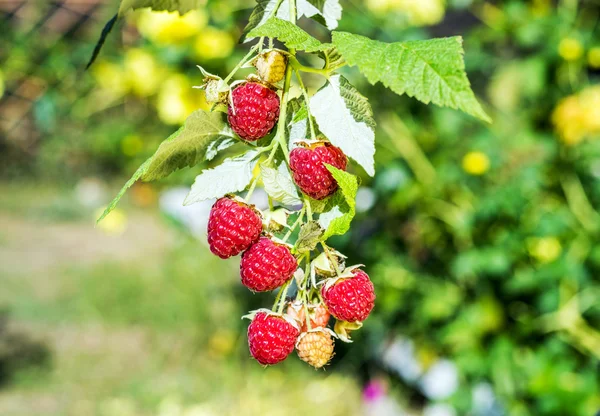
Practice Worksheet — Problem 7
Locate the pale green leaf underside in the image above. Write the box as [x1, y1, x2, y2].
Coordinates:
[118, 0, 201, 15]
[260, 162, 302, 206]
[247, 18, 324, 52]
[278, 0, 341, 30]
[184, 150, 260, 205]
[307, 0, 342, 30]
[142, 110, 235, 182]
[309, 74, 376, 176]
[332, 32, 491, 123]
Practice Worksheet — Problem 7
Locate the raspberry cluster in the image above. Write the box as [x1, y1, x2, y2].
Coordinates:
[202, 48, 376, 369]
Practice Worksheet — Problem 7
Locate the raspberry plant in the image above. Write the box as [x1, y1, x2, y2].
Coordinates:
[95, 0, 489, 368]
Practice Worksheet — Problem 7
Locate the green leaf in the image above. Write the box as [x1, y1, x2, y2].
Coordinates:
[296, 221, 325, 254]
[309, 74, 376, 176]
[98, 110, 235, 222]
[292, 103, 308, 123]
[246, 18, 324, 52]
[309, 195, 334, 214]
[118, 0, 201, 15]
[318, 165, 358, 239]
[241, 0, 289, 42]
[332, 32, 491, 123]
[318, 46, 346, 72]
[184, 150, 260, 205]
[97, 158, 151, 224]
[141, 110, 235, 182]
[260, 162, 302, 206]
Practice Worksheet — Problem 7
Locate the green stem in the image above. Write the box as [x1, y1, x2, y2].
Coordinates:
[289, 0, 296, 22]
[244, 143, 277, 201]
[304, 197, 313, 220]
[277, 279, 292, 314]
[269, 0, 296, 166]
[245, 174, 260, 202]
[282, 207, 305, 242]
[289, 56, 333, 77]
[224, 45, 259, 83]
[272, 0, 285, 16]
[265, 141, 280, 164]
[304, 302, 312, 331]
[302, 253, 311, 290]
[272, 62, 294, 164]
[272, 283, 285, 311]
[294, 69, 317, 140]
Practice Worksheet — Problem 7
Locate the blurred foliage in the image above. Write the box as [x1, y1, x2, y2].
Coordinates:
[333, 1, 600, 415]
[1, 0, 600, 415]
[0, 311, 50, 386]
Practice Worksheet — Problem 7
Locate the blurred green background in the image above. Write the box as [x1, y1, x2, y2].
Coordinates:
[1, 0, 600, 415]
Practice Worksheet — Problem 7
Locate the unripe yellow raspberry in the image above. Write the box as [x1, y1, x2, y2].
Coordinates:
[296, 329, 335, 369]
[255, 51, 287, 85]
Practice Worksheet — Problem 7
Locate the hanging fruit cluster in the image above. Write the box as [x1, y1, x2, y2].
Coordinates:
[97, 0, 488, 370]
[202, 49, 375, 368]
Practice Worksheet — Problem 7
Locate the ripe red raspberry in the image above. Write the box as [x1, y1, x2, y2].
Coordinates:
[228, 82, 280, 141]
[240, 237, 297, 292]
[247, 312, 299, 365]
[289, 142, 348, 200]
[322, 269, 375, 322]
[207, 197, 262, 259]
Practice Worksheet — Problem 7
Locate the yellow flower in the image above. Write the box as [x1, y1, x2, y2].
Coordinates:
[95, 208, 127, 235]
[527, 237, 562, 264]
[588, 47, 600, 69]
[193, 28, 235, 61]
[365, 0, 391, 14]
[121, 134, 144, 156]
[137, 9, 207, 45]
[208, 330, 236, 358]
[91, 60, 129, 96]
[462, 151, 490, 175]
[124, 48, 165, 97]
[552, 85, 600, 145]
[366, 0, 445, 26]
[156, 75, 209, 125]
[559, 38, 584, 61]
[530, 0, 551, 17]
[0, 69, 4, 99]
